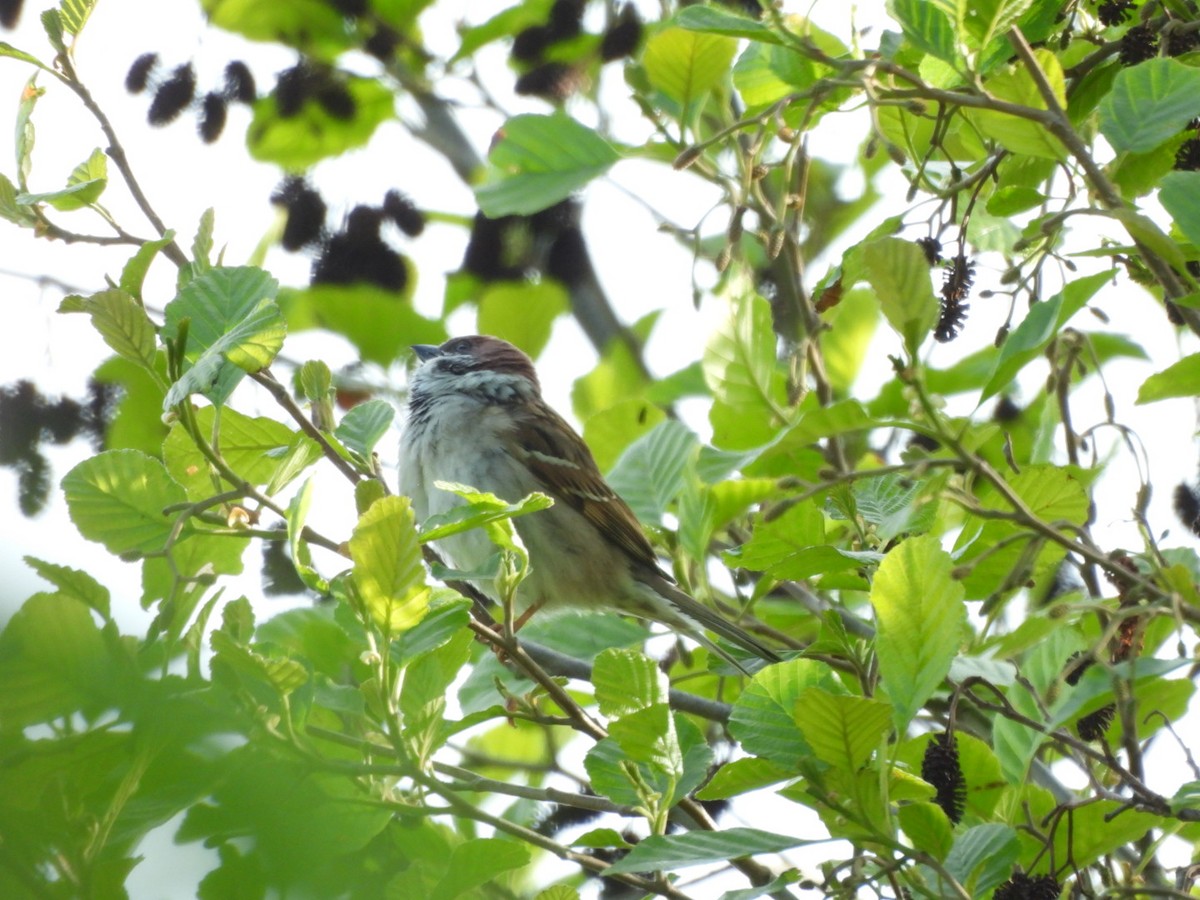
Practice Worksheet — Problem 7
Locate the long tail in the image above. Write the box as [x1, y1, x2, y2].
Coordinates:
[636, 572, 781, 673]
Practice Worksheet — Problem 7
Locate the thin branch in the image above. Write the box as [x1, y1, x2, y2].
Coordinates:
[55, 57, 187, 267]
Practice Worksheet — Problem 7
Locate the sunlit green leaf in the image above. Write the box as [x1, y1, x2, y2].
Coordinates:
[889, 0, 958, 61]
[871, 534, 966, 730]
[795, 688, 893, 771]
[593, 647, 667, 718]
[62, 450, 187, 556]
[59, 288, 157, 370]
[728, 658, 838, 766]
[476, 280, 568, 358]
[162, 266, 282, 408]
[350, 495, 430, 635]
[475, 114, 620, 217]
[644, 26, 736, 121]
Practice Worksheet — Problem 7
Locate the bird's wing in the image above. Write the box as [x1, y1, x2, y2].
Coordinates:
[507, 404, 660, 571]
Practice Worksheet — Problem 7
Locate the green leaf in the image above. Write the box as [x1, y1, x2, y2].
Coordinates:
[393, 597, 471, 666]
[0, 171, 37, 225]
[695, 756, 793, 800]
[283, 285, 443, 367]
[727, 500, 881, 580]
[583, 400, 666, 473]
[120, 232, 176, 301]
[980, 270, 1110, 401]
[0, 41, 52, 72]
[1048, 657, 1192, 732]
[953, 465, 1091, 603]
[870, 534, 965, 730]
[604, 827, 805, 875]
[593, 648, 667, 717]
[476, 280, 568, 359]
[704, 292, 788, 449]
[605, 419, 698, 523]
[0, 594, 122, 728]
[888, 0, 958, 62]
[475, 114, 620, 217]
[61, 450, 187, 556]
[248, 76, 394, 168]
[191, 207, 216, 271]
[985, 184, 1045, 216]
[1137, 351, 1200, 404]
[674, 6, 781, 43]
[535, 888, 582, 900]
[23, 556, 110, 618]
[844, 473, 938, 542]
[15, 74, 43, 188]
[991, 629, 1081, 782]
[211, 628, 309, 698]
[451, 3, 548, 63]
[59, 0, 96, 36]
[429, 838, 530, 900]
[968, 50, 1067, 160]
[820, 286, 880, 394]
[794, 688, 893, 771]
[162, 266, 282, 408]
[163, 406, 315, 499]
[16, 178, 107, 210]
[1159, 170, 1200, 249]
[962, 0, 1034, 50]
[334, 399, 395, 458]
[402, 629, 472, 760]
[607, 703, 682, 783]
[202, 0, 351, 55]
[255, 606, 358, 679]
[1048, 802, 1159, 871]
[728, 658, 837, 766]
[1099, 58, 1200, 154]
[23, 147, 107, 211]
[349, 495, 430, 635]
[59, 288, 157, 369]
[732, 42, 819, 109]
[643, 26, 737, 118]
[897, 802, 954, 861]
[571, 311, 656, 420]
[943, 823, 1019, 896]
[585, 711, 710, 809]
[418, 484, 553, 544]
[286, 478, 327, 592]
[860, 237, 938, 355]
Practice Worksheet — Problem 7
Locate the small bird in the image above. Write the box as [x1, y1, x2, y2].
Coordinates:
[399, 335, 780, 672]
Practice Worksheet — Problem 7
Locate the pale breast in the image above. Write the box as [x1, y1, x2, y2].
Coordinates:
[399, 399, 628, 613]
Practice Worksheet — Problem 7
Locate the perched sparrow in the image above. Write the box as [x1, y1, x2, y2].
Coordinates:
[399, 335, 780, 672]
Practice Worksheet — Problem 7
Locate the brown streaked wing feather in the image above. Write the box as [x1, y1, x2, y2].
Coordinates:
[509, 404, 659, 569]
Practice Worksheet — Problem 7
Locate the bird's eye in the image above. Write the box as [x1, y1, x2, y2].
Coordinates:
[447, 339, 472, 354]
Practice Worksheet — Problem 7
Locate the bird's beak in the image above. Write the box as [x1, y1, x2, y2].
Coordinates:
[411, 344, 442, 363]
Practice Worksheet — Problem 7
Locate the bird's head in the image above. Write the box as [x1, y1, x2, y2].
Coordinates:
[408, 335, 540, 407]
